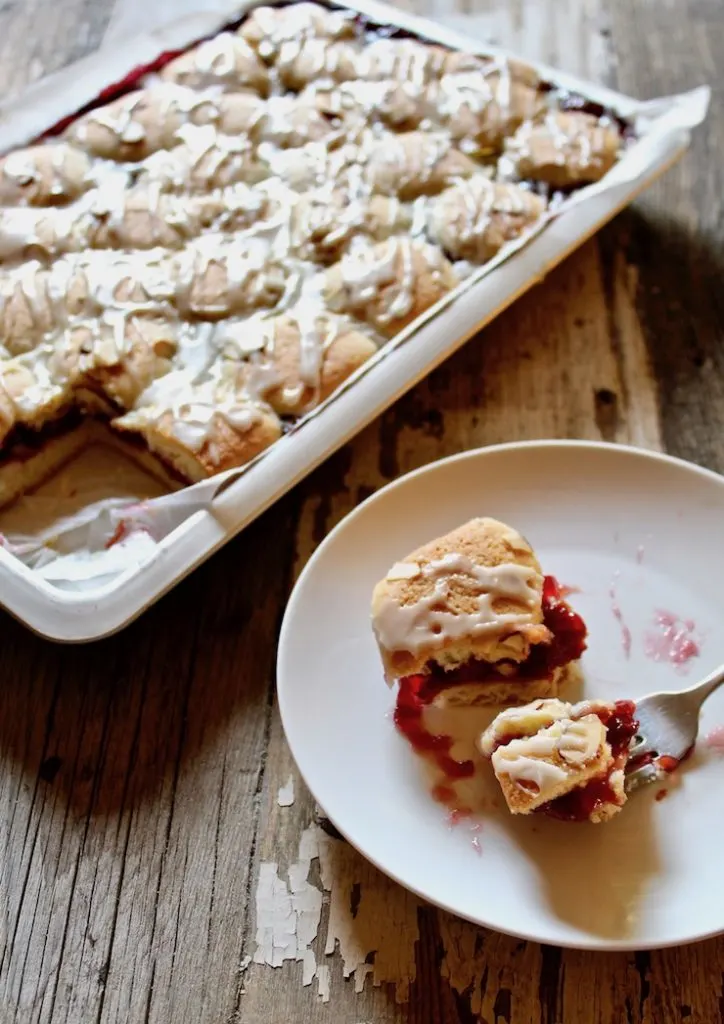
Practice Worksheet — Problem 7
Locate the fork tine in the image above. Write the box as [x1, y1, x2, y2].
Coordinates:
[624, 762, 660, 793]
[628, 735, 656, 759]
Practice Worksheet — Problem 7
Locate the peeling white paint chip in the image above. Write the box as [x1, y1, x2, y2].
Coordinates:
[316, 964, 331, 1002]
[252, 823, 419, 1005]
[253, 827, 322, 970]
[277, 775, 295, 807]
[252, 825, 334, 1001]
[251, 820, 504, 1012]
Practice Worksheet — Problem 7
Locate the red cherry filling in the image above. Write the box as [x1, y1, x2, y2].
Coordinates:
[542, 775, 620, 822]
[420, 575, 588, 690]
[392, 579, 589, 790]
[596, 699, 639, 761]
[393, 674, 475, 778]
[537, 575, 589, 672]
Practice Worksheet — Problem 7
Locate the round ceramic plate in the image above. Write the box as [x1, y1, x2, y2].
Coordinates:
[277, 441, 724, 950]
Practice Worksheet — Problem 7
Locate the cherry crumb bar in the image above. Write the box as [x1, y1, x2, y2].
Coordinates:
[371, 516, 588, 707]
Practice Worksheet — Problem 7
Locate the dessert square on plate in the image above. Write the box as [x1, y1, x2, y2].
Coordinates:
[479, 697, 639, 822]
[371, 516, 588, 706]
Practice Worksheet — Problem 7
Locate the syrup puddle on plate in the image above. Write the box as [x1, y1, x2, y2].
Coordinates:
[393, 682, 499, 850]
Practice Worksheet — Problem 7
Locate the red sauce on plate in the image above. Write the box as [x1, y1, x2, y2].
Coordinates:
[538, 575, 589, 670]
[393, 675, 475, 778]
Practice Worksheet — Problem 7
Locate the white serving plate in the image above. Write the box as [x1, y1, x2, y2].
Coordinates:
[0, 0, 709, 641]
[278, 440, 724, 950]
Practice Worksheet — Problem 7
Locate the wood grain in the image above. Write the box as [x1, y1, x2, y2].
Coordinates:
[0, 0, 722, 1022]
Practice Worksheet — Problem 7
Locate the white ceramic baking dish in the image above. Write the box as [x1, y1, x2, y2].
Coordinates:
[0, 0, 709, 641]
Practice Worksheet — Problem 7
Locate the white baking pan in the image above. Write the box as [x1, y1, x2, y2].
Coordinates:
[0, 0, 709, 641]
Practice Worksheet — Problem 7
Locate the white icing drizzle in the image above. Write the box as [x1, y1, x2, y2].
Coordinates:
[429, 177, 539, 262]
[369, 132, 450, 194]
[0, 354, 63, 417]
[384, 239, 414, 321]
[358, 39, 442, 86]
[556, 718, 603, 764]
[373, 553, 540, 654]
[0, 144, 89, 206]
[163, 33, 266, 92]
[336, 240, 399, 305]
[491, 716, 605, 797]
[232, 306, 344, 409]
[120, 364, 264, 456]
[3, 152, 38, 187]
[435, 72, 494, 122]
[493, 748, 569, 793]
[195, 34, 242, 79]
[90, 103, 146, 145]
[542, 112, 572, 168]
[73, 83, 240, 157]
[295, 306, 328, 390]
[0, 176, 271, 260]
[332, 237, 418, 324]
[243, 2, 356, 61]
[479, 698, 570, 757]
[506, 110, 613, 180]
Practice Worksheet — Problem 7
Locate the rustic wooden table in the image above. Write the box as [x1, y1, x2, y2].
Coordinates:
[1, 0, 722, 1021]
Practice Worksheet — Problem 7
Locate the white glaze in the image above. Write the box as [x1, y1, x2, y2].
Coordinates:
[491, 716, 605, 797]
[373, 553, 541, 654]
[492, 746, 569, 793]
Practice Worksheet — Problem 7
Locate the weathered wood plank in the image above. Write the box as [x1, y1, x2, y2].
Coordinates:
[0, 500, 298, 1024]
[607, 0, 724, 473]
[607, 0, 724, 1014]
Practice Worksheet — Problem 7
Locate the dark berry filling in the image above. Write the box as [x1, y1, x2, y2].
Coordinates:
[596, 699, 639, 761]
[537, 575, 589, 672]
[540, 774, 619, 821]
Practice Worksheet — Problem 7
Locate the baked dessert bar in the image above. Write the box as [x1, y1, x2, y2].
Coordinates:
[504, 112, 621, 188]
[0, 2, 629, 507]
[479, 697, 639, 822]
[371, 517, 588, 706]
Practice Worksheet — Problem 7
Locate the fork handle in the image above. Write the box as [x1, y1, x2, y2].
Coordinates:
[678, 661, 724, 708]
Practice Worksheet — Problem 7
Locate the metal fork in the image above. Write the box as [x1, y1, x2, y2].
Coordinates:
[624, 662, 724, 792]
